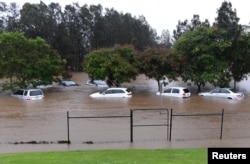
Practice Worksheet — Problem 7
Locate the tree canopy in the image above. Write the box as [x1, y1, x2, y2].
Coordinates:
[83, 45, 138, 87]
[0, 32, 65, 90]
[1, 1, 250, 92]
[213, 1, 248, 89]
[173, 26, 231, 92]
[138, 47, 182, 91]
[0, 1, 157, 71]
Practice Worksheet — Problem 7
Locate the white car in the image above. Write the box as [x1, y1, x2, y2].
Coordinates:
[156, 87, 191, 98]
[11, 89, 44, 100]
[90, 88, 132, 98]
[86, 80, 108, 87]
[198, 88, 244, 100]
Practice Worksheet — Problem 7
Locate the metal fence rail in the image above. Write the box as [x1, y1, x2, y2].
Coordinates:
[131, 108, 169, 142]
[66, 108, 169, 143]
[67, 108, 232, 143]
[169, 109, 224, 141]
[66, 111, 131, 143]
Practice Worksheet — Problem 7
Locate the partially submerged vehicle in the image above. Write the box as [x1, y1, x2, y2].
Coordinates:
[11, 89, 44, 100]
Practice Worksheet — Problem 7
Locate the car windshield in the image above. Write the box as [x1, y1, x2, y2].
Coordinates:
[65, 81, 76, 85]
[95, 81, 107, 85]
[14, 90, 24, 95]
[220, 89, 230, 93]
[228, 88, 236, 93]
[183, 89, 190, 93]
[126, 89, 131, 93]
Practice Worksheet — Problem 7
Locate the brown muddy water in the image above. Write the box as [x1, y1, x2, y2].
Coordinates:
[1, 72, 250, 153]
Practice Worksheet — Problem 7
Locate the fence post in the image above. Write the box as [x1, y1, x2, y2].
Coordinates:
[220, 109, 224, 139]
[67, 111, 70, 144]
[130, 109, 133, 142]
[169, 108, 173, 141]
[166, 109, 169, 141]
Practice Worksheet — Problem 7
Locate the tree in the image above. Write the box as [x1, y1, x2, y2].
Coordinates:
[158, 29, 172, 48]
[62, 3, 92, 71]
[231, 32, 250, 83]
[214, 1, 245, 90]
[83, 45, 138, 87]
[172, 14, 210, 42]
[0, 32, 65, 90]
[90, 7, 157, 50]
[138, 47, 182, 91]
[0, 2, 20, 32]
[0, 2, 159, 73]
[173, 26, 231, 92]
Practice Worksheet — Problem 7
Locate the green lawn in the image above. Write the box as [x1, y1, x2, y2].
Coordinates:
[0, 148, 207, 164]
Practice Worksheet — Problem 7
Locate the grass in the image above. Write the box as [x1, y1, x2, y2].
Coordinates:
[0, 148, 207, 164]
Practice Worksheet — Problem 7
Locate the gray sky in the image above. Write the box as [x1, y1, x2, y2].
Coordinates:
[3, 0, 250, 35]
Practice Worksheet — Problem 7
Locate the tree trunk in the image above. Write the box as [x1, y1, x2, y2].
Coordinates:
[197, 84, 201, 93]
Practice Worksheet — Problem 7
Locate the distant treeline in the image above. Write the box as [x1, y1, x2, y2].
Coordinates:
[0, 1, 161, 71]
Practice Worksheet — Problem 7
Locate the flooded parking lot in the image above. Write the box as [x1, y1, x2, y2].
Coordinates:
[0, 72, 250, 153]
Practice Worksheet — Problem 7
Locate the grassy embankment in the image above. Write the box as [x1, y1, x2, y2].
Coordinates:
[0, 148, 207, 164]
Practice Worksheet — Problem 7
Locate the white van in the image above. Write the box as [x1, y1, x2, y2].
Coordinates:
[11, 89, 44, 100]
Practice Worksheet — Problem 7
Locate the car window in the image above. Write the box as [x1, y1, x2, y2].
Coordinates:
[104, 90, 113, 94]
[172, 88, 180, 93]
[164, 88, 172, 93]
[183, 89, 190, 93]
[29, 90, 43, 96]
[113, 89, 125, 93]
[24, 91, 28, 96]
[220, 89, 230, 93]
[211, 88, 220, 93]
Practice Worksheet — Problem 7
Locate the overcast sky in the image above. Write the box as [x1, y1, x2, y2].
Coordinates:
[3, 0, 250, 35]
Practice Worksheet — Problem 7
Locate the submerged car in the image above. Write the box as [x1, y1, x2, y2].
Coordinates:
[60, 80, 79, 87]
[156, 87, 191, 98]
[198, 88, 244, 100]
[90, 88, 132, 98]
[11, 89, 44, 100]
[86, 80, 108, 87]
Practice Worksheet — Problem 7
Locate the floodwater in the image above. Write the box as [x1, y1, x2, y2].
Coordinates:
[1, 72, 250, 154]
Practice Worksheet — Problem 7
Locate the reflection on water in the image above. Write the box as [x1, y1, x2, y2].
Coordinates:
[0, 72, 250, 153]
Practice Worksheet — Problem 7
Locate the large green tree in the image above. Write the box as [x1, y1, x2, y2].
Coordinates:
[214, 1, 246, 90]
[83, 45, 138, 87]
[138, 47, 182, 91]
[173, 26, 231, 92]
[0, 32, 65, 90]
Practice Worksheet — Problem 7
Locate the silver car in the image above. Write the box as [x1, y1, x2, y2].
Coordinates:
[11, 89, 44, 100]
[198, 88, 244, 100]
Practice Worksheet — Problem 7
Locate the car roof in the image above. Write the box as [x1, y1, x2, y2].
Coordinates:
[213, 88, 231, 90]
[107, 87, 128, 90]
[18, 88, 42, 91]
[166, 87, 188, 89]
